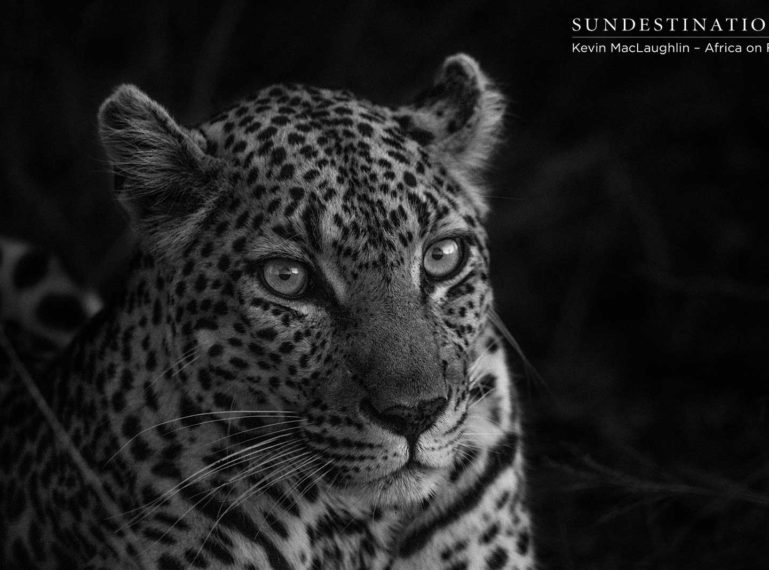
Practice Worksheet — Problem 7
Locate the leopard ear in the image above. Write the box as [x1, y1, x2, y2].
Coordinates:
[98, 85, 223, 250]
[396, 54, 506, 213]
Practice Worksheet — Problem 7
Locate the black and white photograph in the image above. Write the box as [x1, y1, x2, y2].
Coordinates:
[1, 2, 767, 569]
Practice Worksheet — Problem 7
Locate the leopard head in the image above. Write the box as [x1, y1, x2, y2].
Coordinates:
[98, 54, 507, 507]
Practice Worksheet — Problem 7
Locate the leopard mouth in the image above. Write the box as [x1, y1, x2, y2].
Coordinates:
[362, 460, 447, 506]
[310, 442, 443, 491]
[369, 456, 437, 483]
[339, 444, 451, 500]
[298, 406, 463, 497]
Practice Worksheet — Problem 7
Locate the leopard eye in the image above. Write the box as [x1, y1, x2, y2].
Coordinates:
[260, 259, 309, 298]
[423, 238, 465, 280]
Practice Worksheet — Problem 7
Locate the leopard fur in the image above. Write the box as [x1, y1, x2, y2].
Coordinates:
[0, 54, 535, 569]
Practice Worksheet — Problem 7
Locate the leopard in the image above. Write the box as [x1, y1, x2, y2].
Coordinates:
[0, 53, 535, 569]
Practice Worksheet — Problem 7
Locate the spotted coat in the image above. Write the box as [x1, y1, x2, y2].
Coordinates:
[0, 54, 535, 569]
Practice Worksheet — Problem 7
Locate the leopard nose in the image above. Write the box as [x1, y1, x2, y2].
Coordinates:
[361, 397, 448, 440]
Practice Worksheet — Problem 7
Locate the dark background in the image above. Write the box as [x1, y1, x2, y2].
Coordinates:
[2, 1, 768, 568]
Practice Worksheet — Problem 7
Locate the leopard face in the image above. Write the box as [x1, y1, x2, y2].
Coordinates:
[99, 54, 506, 509]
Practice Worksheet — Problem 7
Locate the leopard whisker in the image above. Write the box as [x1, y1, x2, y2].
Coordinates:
[143, 346, 199, 391]
[271, 455, 330, 512]
[219, 443, 311, 486]
[136, 443, 308, 532]
[190, 449, 318, 563]
[105, 411, 299, 464]
[468, 379, 497, 406]
[202, 448, 316, 520]
[149, 446, 311, 549]
[154, 430, 302, 504]
[468, 346, 495, 378]
[294, 461, 335, 510]
[182, 418, 304, 453]
[468, 390, 496, 410]
[117, 433, 303, 527]
[260, 456, 329, 524]
[218, 447, 314, 494]
[489, 308, 547, 393]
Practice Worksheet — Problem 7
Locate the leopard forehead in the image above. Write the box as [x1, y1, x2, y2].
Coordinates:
[193, 84, 487, 273]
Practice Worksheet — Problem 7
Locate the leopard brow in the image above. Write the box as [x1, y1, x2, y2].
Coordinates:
[246, 238, 310, 262]
[425, 227, 476, 244]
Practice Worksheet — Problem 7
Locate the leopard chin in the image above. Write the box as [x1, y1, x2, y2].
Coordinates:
[333, 461, 448, 508]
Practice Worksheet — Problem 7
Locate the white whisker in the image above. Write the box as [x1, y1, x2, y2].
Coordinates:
[106, 411, 300, 464]
[117, 431, 303, 527]
[191, 448, 318, 557]
[148, 445, 310, 549]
